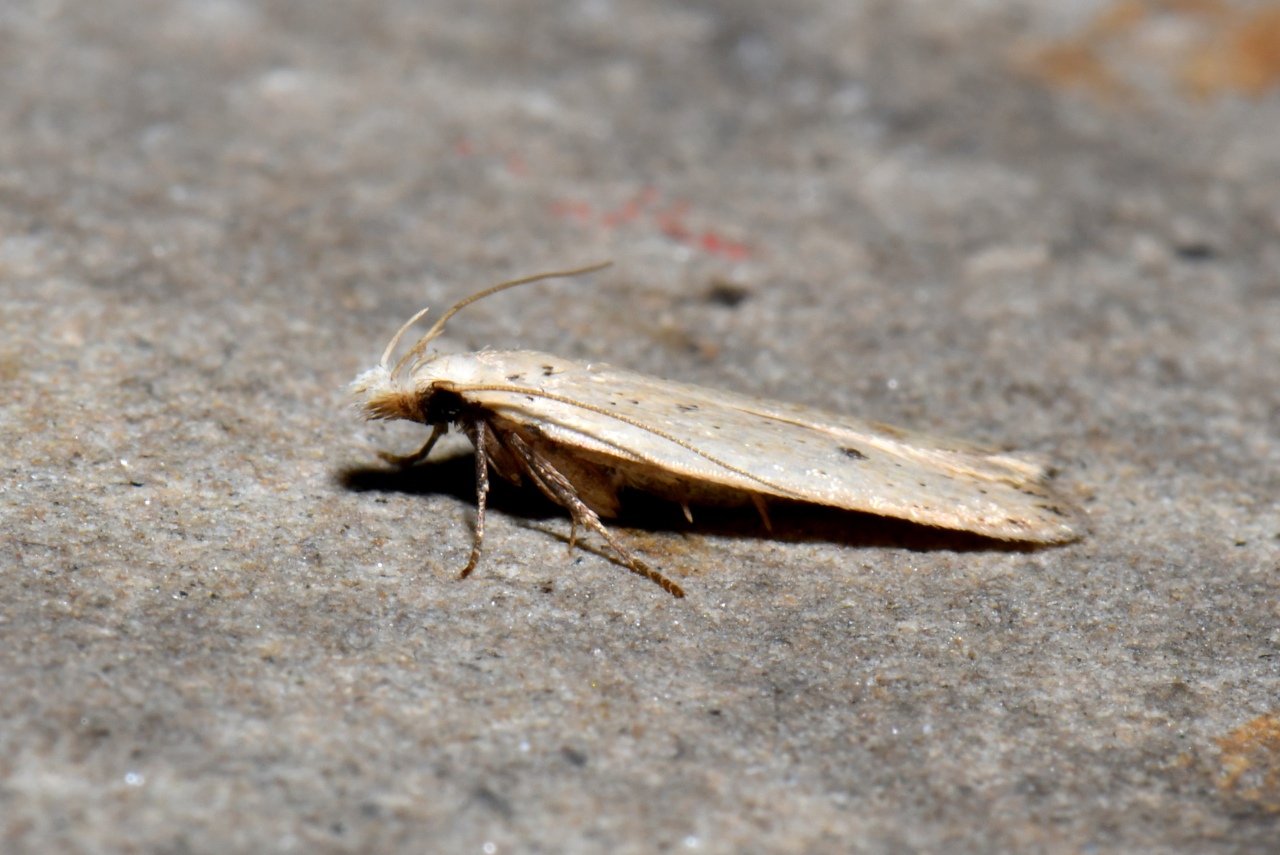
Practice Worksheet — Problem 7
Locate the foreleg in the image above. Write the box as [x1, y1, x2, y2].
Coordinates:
[378, 423, 446, 468]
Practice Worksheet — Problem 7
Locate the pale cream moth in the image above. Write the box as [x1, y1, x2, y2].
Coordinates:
[351, 263, 1079, 597]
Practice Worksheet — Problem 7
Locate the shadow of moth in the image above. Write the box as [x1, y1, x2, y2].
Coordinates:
[352, 262, 1079, 598]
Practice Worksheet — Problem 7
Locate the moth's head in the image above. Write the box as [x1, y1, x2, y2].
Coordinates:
[352, 262, 612, 422]
[352, 349, 482, 423]
[350, 301, 441, 423]
[350, 363, 424, 422]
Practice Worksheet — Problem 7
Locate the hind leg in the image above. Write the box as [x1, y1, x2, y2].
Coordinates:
[503, 433, 685, 598]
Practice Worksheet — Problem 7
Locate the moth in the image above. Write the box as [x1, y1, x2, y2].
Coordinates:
[351, 262, 1079, 598]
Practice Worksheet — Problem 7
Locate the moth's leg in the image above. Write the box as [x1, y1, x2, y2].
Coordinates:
[505, 433, 685, 598]
[750, 493, 773, 532]
[680, 501, 694, 524]
[378, 423, 446, 468]
[459, 419, 491, 580]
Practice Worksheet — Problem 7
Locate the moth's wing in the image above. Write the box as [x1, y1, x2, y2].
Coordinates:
[454, 353, 1079, 542]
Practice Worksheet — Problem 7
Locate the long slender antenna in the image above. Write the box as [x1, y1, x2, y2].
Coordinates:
[392, 260, 612, 376]
[379, 306, 432, 367]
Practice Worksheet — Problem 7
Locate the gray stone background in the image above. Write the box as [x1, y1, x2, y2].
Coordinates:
[3, 1, 1280, 852]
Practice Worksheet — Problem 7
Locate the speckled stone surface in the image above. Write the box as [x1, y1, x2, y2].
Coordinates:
[3, 1, 1279, 852]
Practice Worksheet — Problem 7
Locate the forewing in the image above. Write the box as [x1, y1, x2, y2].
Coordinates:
[449, 352, 1078, 542]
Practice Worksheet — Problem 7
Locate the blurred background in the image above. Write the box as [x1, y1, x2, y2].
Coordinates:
[2, 2, 1279, 852]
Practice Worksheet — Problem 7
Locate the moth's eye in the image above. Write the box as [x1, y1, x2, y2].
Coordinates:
[422, 388, 468, 423]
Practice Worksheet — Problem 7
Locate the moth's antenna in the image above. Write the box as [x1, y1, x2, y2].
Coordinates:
[380, 306, 432, 368]
[393, 260, 612, 375]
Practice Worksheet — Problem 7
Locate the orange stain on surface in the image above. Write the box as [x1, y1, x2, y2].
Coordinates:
[1019, 41, 1130, 100]
[1020, 1, 1280, 101]
[1183, 8, 1280, 97]
[1216, 712, 1280, 813]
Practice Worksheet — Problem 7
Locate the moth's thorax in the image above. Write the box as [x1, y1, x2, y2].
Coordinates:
[405, 351, 493, 388]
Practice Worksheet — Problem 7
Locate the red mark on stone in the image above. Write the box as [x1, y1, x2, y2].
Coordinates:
[550, 189, 750, 260]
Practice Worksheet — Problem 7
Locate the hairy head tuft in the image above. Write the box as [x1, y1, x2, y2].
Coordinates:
[350, 366, 420, 421]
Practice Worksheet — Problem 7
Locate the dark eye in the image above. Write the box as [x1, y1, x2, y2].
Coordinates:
[422, 388, 468, 423]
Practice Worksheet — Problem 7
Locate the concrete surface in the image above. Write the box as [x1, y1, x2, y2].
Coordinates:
[3, 1, 1280, 852]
